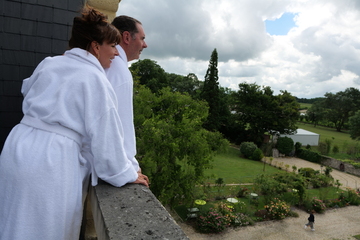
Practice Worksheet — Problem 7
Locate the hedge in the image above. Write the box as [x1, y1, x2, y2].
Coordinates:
[296, 148, 322, 163]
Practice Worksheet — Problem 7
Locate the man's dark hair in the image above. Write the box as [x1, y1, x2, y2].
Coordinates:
[112, 15, 142, 39]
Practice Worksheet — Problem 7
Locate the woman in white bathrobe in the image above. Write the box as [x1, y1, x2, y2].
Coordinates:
[0, 6, 148, 240]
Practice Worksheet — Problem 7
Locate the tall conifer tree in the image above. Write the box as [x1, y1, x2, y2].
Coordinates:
[201, 49, 221, 131]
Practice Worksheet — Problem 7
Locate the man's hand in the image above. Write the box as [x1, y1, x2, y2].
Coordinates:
[132, 172, 150, 187]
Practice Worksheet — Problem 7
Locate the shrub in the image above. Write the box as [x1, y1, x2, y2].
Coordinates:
[332, 145, 339, 154]
[296, 148, 322, 163]
[325, 198, 343, 208]
[216, 202, 252, 227]
[218, 202, 234, 216]
[254, 209, 268, 221]
[324, 138, 332, 154]
[309, 174, 333, 188]
[318, 142, 328, 155]
[293, 181, 306, 203]
[311, 197, 326, 213]
[251, 148, 264, 161]
[254, 174, 288, 205]
[276, 137, 294, 155]
[264, 198, 290, 220]
[337, 191, 347, 207]
[298, 167, 316, 178]
[231, 213, 253, 227]
[215, 178, 225, 187]
[240, 142, 257, 158]
[236, 186, 249, 198]
[294, 142, 302, 152]
[288, 210, 299, 217]
[260, 142, 274, 157]
[196, 208, 230, 233]
[233, 201, 247, 213]
[345, 187, 360, 206]
[324, 166, 333, 177]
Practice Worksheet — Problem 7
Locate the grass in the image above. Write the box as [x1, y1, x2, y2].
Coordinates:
[297, 122, 354, 145]
[299, 103, 312, 109]
[204, 147, 283, 184]
[297, 122, 360, 159]
[306, 187, 340, 200]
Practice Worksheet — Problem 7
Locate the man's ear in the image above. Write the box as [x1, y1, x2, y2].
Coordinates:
[122, 31, 132, 44]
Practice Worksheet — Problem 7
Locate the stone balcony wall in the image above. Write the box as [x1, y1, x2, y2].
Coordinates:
[88, 180, 189, 240]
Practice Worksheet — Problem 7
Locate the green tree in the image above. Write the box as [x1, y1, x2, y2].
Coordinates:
[307, 99, 326, 127]
[349, 110, 360, 141]
[200, 49, 222, 131]
[130, 59, 168, 93]
[217, 87, 238, 141]
[274, 90, 300, 134]
[323, 88, 360, 131]
[232, 83, 299, 145]
[134, 86, 229, 207]
[167, 72, 202, 97]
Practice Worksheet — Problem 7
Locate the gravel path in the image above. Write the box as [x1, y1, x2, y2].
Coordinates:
[177, 157, 360, 240]
[178, 206, 360, 240]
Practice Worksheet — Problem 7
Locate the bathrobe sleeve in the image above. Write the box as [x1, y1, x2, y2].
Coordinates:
[87, 108, 138, 187]
[79, 67, 139, 187]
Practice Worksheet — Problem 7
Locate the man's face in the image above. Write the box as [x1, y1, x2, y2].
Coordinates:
[128, 23, 147, 61]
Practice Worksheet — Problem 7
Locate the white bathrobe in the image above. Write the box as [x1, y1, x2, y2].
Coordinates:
[105, 45, 140, 172]
[0, 48, 138, 240]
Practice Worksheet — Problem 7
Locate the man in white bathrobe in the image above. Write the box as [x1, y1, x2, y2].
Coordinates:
[106, 16, 148, 175]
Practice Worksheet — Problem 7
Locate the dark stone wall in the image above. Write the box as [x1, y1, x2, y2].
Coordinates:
[0, 0, 85, 150]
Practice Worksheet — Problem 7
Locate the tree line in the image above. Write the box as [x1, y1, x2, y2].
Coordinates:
[304, 87, 360, 140]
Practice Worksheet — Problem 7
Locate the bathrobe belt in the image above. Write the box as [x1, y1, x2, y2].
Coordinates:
[20, 115, 82, 146]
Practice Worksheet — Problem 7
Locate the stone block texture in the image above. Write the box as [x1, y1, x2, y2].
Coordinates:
[0, 0, 85, 150]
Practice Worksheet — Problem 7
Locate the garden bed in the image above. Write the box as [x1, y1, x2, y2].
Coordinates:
[176, 171, 360, 234]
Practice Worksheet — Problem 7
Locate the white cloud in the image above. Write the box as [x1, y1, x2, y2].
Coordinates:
[116, 0, 360, 98]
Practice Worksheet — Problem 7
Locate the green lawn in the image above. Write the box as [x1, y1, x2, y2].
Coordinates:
[297, 122, 353, 144]
[297, 122, 359, 158]
[204, 147, 283, 184]
[299, 103, 312, 109]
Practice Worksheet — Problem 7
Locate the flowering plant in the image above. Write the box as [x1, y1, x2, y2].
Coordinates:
[196, 208, 230, 233]
[231, 213, 252, 227]
[345, 187, 360, 205]
[218, 202, 234, 215]
[311, 197, 326, 213]
[264, 198, 290, 220]
[217, 202, 251, 227]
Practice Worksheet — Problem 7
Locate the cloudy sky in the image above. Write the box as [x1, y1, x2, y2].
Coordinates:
[116, 0, 360, 99]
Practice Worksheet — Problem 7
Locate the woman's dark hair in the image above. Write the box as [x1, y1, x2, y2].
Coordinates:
[69, 5, 121, 51]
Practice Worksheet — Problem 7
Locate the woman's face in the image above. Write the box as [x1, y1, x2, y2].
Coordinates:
[97, 42, 119, 69]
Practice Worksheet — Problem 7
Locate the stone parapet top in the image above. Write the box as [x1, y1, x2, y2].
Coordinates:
[90, 179, 189, 240]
